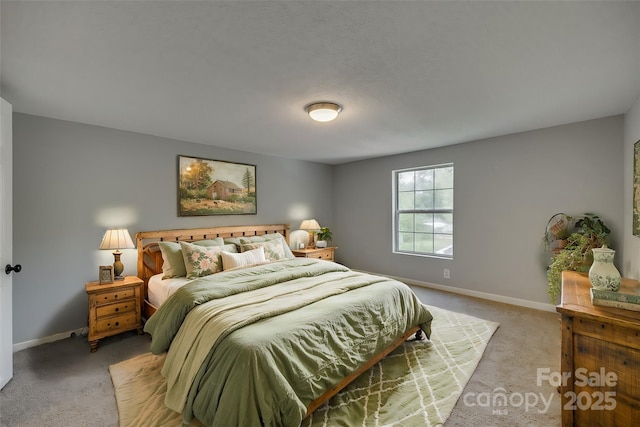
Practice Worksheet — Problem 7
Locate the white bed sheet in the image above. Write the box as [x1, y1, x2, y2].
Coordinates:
[148, 273, 190, 307]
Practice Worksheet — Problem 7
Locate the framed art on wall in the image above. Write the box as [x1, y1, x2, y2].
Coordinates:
[178, 155, 257, 216]
[634, 140, 640, 236]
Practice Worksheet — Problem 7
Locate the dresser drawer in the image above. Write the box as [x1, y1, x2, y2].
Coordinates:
[92, 287, 136, 305]
[95, 300, 136, 318]
[95, 311, 139, 334]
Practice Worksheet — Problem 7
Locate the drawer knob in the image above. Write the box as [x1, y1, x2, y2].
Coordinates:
[115, 322, 119, 327]
[115, 308, 119, 312]
[114, 294, 118, 299]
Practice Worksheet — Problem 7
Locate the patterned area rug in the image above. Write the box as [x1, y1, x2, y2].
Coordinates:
[109, 305, 498, 427]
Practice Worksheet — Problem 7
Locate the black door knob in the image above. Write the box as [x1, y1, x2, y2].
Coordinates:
[5, 264, 22, 275]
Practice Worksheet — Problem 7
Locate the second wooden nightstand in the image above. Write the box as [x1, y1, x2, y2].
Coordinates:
[85, 275, 143, 352]
[292, 246, 337, 262]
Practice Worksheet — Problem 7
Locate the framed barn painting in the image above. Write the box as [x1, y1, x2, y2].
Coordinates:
[635, 141, 640, 236]
[178, 155, 257, 216]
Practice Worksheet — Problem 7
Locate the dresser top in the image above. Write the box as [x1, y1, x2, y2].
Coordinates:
[556, 271, 640, 328]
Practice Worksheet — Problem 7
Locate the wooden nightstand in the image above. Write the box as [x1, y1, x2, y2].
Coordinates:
[292, 246, 337, 262]
[85, 275, 143, 352]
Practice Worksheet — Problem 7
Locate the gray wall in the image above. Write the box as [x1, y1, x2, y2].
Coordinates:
[12, 113, 333, 344]
[333, 116, 624, 306]
[623, 94, 640, 278]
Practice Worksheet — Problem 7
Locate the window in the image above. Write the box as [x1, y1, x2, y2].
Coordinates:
[393, 164, 454, 258]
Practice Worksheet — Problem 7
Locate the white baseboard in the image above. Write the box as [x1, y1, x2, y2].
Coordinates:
[13, 327, 86, 353]
[356, 270, 557, 313]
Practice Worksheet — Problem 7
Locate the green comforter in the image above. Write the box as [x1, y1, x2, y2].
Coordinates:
[144, 258, 433, 427]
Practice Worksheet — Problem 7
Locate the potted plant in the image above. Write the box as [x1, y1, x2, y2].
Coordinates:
[546, 213, 611, 303]
[315, 227, 333, 248]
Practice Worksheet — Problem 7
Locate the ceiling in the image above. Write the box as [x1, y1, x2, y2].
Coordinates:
[2, 1, 640, 165]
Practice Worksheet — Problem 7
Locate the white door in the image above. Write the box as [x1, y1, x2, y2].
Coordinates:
[0, 97, 13, 389]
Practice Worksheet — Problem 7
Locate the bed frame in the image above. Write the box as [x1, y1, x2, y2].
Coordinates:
[135, 223, 422, 419]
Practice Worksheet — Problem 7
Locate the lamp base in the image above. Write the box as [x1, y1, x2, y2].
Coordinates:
[112, 251, 125, 279]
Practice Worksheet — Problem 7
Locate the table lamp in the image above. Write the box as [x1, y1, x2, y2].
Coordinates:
[300, 219, 321, 249]
[99, 228, 135, 280]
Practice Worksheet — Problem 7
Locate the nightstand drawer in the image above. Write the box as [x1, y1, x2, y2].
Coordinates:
[93, 287, 136, 305]
[95, 311, 139, 334]
[312, 251, 333, 260]
[95, 300, 136, 318]
[292, 247, 337, 262]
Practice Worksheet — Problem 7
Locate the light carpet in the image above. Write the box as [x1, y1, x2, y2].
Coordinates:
[109, 305, 499, 427]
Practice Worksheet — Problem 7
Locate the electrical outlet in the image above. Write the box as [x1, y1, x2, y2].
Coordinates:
[443, 269, 450, 279]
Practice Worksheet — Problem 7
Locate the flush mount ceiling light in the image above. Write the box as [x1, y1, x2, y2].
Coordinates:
[304, 102, 342, 122]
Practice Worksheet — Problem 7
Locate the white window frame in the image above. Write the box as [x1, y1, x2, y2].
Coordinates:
[392, 163, 454, 259]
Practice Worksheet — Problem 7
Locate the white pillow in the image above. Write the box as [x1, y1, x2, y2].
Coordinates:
[221, 247, 267, 271]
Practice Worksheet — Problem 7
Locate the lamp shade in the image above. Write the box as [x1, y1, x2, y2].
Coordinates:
[299, 219, 321, 231]
[99, 228, 135, 251]
[305, 102, 342, 122]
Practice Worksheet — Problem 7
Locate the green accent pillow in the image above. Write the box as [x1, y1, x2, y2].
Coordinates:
[240, 241, 285, 261]
[158, 242, 187, 278]
[158, 238, 229, 278]
[222, 237, 242, 251]
[194, 238, 225, 247]
[237, 233, 295, 259]
[180, 241, 237, 279]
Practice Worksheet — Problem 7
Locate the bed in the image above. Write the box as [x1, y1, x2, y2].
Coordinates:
[136, 224, 433, 427]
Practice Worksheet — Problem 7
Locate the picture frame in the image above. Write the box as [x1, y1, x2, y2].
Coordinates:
[634, 140, 640, 236]
[178, 155, 257, 216]
[99, 265, 114, 285]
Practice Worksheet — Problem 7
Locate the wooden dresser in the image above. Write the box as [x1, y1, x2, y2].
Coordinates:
[556, 271, 640, 426]
[85, 275, 143, 352]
